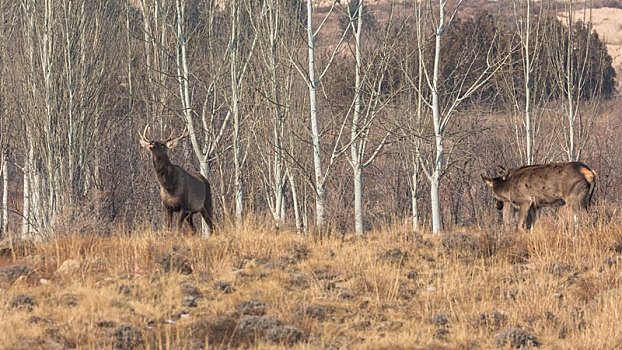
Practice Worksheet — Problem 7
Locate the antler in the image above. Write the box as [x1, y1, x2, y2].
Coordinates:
[138, 125, 152, 143]
[164, 127, 189, 145]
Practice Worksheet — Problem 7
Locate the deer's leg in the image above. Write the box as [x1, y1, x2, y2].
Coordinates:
[176, 210, 187, 232]
[200, 207, 214, 236]
[526, 205, 539, 230]
[186, 213, 195, 233]
[518, 203, 531, 230]
[166, 208, 174, 232]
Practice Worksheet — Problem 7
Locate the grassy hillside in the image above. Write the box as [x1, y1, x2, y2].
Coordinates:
[2, 213, 622, 349]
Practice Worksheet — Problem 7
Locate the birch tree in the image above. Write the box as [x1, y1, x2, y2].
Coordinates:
[505, 0, 547, 165]
[549, 1, 609, 162]
[416, 0, 506, 233]
[294, 0, 349, 228]
[248, 0, 301, 229]
[346, 0, 394, 234]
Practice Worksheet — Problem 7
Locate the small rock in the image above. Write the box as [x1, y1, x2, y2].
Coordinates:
[494, 327, 540, 348]
[112, 325, 143, 350]
[0, 265, 37, 285]
[56, 259, 81, 275]
[237, 299, 266, 316]
[9, 294, 37, 311]
[180, 283, 203, 298]
[155, 248, 193, 275]
[40, 278, 51, 285]
[181, 296, 198, 308]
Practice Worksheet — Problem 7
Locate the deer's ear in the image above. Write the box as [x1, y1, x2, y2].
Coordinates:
[139, 139, 150, 148]
[481, 175, 494, 187]
[166, 139, 180, 149]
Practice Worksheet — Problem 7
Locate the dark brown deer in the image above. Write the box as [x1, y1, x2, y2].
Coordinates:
[482, 162, 596, 229]
[139, 126, 214, 235]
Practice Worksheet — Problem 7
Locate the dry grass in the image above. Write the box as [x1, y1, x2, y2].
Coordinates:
[2, 215, 622, 349]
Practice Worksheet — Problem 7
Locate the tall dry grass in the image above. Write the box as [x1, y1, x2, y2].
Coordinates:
[1, 212, 622, 349]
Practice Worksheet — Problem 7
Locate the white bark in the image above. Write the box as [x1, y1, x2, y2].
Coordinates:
[174, 0, 211, 237]
[351, 0, 364, 235]
[429, 0, 445, 234]
[306, 0, 326, 227]
[231, 0, 243, 224]
[2, 151, 7, 236]
[21, 145, 33, 237]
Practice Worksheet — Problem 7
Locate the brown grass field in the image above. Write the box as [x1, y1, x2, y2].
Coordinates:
[1, 210, 622, 349]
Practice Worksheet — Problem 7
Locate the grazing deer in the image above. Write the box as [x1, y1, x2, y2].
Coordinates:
[482, 162, 596, 229]
[139, 126, 214, 235]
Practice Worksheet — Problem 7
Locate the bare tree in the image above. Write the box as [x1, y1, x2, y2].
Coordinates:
[346, 0, 394, 234]
[292, 0, 349, 228]
[549, 1, 606, 162]
[415, 0, 506, 233]
[503, 0, 548, 165]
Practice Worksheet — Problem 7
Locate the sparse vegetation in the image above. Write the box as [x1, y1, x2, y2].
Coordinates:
[1, 214, 622, 348]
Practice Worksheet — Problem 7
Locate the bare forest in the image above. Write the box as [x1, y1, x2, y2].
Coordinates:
[0, 0, 619, 236]
[1, 0, 622, 348]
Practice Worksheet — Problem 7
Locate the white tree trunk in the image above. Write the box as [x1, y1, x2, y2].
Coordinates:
[174, 0, 211, 237]
[523, 0, 534, 165]
[231, 0, 243, 224]
[22, 146, 33, 238]
[288, 169, 302, 234]
[351, 0, 364, 235]
[306, 0, 326, 227]
[2, 151, 7, 236]
[430, 1, 445, 234]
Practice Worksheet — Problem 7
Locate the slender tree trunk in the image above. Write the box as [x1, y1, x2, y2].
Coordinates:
[410, 157, 419, 232]
[306, 0, 326, 227]
[523, 0, 534, 165]
[1, 151, 6, 237]
[288, 169, 302, 234]
[174, 0, 211, 237]
[566, 0, 575, 162]
[231, 0, 243, 224]
[351, 0, 364, 235]
[430, 1, 445, 234]
[22, 146, 33, 238]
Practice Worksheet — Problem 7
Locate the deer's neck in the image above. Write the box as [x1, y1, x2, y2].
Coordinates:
[152, 154, 177, 191]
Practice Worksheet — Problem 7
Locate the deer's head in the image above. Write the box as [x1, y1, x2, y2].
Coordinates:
[139, 125, 189, 158]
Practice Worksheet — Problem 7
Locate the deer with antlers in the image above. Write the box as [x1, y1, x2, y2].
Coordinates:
[139, 126, 214, 235]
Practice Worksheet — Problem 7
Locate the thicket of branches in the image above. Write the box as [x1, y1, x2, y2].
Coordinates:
[0, 0, 617, 237]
